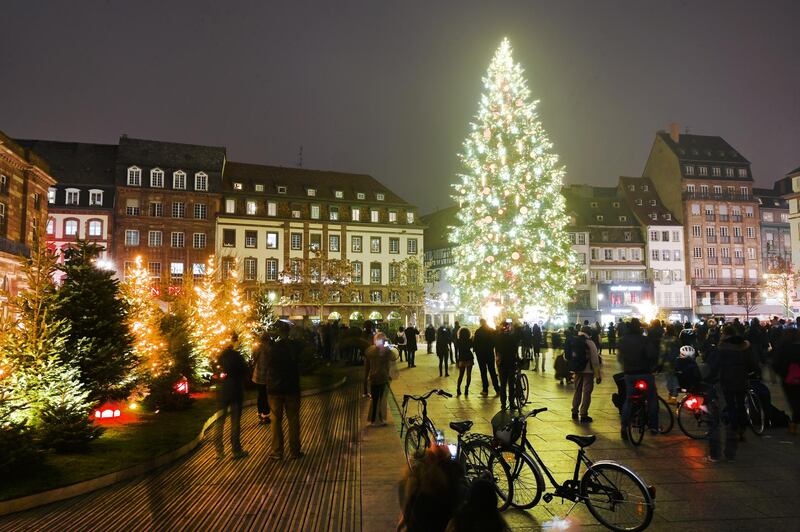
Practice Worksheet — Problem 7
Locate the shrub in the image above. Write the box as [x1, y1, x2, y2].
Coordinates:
[142, 373, 194, 412]
[0, 420, 37, 473]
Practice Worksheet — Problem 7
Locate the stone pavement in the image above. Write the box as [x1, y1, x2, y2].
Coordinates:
[386, 347, 800, 531]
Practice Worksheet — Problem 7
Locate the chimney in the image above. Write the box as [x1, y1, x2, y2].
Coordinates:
[669, 123, 680, 144]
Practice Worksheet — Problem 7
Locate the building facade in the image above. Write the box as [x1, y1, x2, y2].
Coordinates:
[643, 125, 764, 317]
[216, 162, 423, 325]
[0, 131, 55, 306]
[754, 185, 791, 272]
[421, 206, 458, 326]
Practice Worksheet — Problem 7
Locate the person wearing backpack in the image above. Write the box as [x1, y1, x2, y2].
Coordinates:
[618, 318, 659, 440]
[773, 327, 800, 434]
[570, 326, 602, 423]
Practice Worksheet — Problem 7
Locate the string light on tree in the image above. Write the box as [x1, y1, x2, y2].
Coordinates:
[121, 256, 167, 377]
[450, 38, 579, 318]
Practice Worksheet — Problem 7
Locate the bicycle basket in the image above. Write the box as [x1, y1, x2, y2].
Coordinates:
[491, 410, 522, 445]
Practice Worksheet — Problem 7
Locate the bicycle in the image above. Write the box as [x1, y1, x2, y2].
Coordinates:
[400, 389, 513, 510]
[676, 389, 713, 439]
[625, 379, 674, 445]
[513, 362, 529, 409]
[495, 407, 656, 531]
[744, 375, 765, 435]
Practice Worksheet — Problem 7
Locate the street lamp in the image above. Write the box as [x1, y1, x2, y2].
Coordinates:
[596, 292, 604, 312]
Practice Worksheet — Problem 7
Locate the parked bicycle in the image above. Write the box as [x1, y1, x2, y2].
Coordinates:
[513, 362, 529, 408]
[493, 407, 656, 531]
[625, 379, 674, 445]
[744, 374, 765, 435]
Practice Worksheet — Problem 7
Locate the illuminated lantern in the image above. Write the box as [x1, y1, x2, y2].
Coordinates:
[93, 402, 122, 420]
[174, 376, 189, 395]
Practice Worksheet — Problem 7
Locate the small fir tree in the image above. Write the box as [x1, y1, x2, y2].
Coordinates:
[120, 256, 168, 378]
[250, 286, 277, 337]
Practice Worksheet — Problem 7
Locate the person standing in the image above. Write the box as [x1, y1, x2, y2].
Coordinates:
[450, 321, 460, 364]
[405, 323, 420, 368]
[266, 322, 304, 460]
[618, 318, 659, 440]
[660, 323, 681, 403]
[436, 324, 452, 377]
[495, 322, 519, 410]
[473, 319, 500, 396]
[570, 326, 602, 423]
[425, 324, 436, 354]
[773, 328, 800, 434]
[251, 332, 272, 425]
[215, 333, 249, 460]
[607, 322, 617, 354]
[364, 332, 397, 426]
[455, 327, 475, 397]
[531, 323, 543, 372]
[591, 321, 602, 356]
[396, 328, 407, 363]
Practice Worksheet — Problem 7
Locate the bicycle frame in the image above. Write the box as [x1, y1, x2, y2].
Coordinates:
[514, 426, 594, 499]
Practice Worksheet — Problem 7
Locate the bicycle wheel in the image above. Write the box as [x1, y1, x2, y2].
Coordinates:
[745, 390, 765, 435]
[403, 425, 430, 468]
[518, 373, 530, 407]
[581, 462, 654, 532]
[657, 396, 674, 434]
[460, 439, 513, 511]
[626, 403, 646, 446]
[677, 397, 711, 439]
[500, 446, 545, 509]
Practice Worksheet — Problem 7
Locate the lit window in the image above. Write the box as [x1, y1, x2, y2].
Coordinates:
[277, 185, 287, 194]
[266, 232, 278, 249]
[352, 262, 363, 284]
[357, 192, 366, 200]
[65, 189, 80, 205]
[329, 234, 340, 252]
[388, 211, 397, 223]
[267, 201, 277, 216]
[370, 237, 381, 253]
[351, 208, 361, 221]
[291, 210, 301, 218]
[406, 212, 415, 224]
[193, 263, 206, 279]
[65, 220, 79, 236]
[712, 167, 721, 176]
[125, 229, 139, 246]
[246, 201, 257, 215]
[89, 189, 103, 205]
[233, 182, 243, 190]
[126, 198, 140, 216]
[46, 218, 55, 234]
[725, 168, 734, 177]
[266, 259, 278, 281]
[307, 188, 316, 197]
[127, 166, 141, 186]
[88, 220, 102, 237]
[225, 199, 236, 214]
[255, 184, 264, 192]
[334, 190, 344, 198]
[371, 209, 379, 223]
[170, 262, 184, 282]
[407, 238, 418, 254]
[330, 206, 339, 221]
[173, 170, 186, 190]
[311, 205, 320, 219]
[737, 168, 747, 178]
[245, 230, 257, 248]
[376, 193, 385, 201]
[48, 187, 56, 204]
[150, 168, 164, 188]
[194, 172, 208, 191]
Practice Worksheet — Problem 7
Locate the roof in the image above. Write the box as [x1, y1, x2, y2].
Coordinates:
[117, 136, 226, 170]
[563, 186, 641, 228]
[657, 132, 750, 164]
[0, 130, 50, 172]
[222, 161, 411, 206]
[753, 187, 788, 210]
[421, 205, 458, 250]
[787, 165, 800, 176]
[618, 176, 681, 226]
[16, 139, 117, 186]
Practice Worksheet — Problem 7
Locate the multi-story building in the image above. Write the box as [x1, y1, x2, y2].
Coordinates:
[754, 184, 791, 272]
[421, 206, 459, 326]
[216, 161, 423, 325]
[17, 140, 117, 282]
[619, 176, 691, 321]
[113, 137, 225, 295]
[784, 166, 800, 274]
[643, 125, 763, 317]
[0, 130, 55, 305]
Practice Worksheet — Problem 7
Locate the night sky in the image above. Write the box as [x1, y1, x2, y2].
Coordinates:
[2, 1, 798, 213]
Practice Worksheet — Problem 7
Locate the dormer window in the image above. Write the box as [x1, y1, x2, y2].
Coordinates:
[334, 190, 344, 199]
[65, 188, 80, 205]
[590, 202, 598, 208]
[725, 168, 734, 177]
[712, 167, 721, 177]
[699, 166, 708, 176]
[48, 187, 56, 204]
[89, 189, 103, 206]
[307, 188, 316, 197]
[150, 168, 164, 188]
[619, 216, 627, 222]
[642, 185, 649, 192]
[406, 212, 415, 224]
[628, 185, 635, 191]
[665, 214, 672, 220]
[635, 199, 643, 206]
[356, 192, 366, 200]
[649, 213, 658, 220]
[601, 231, 609, 241]
[127, 166, 141, 186]
[612, 202, 620, 208]
[233, 182, 243, 191]
[292, 209, 301, 219]
[624, 231, 632, 241]
[173, 170, 186, 190]
[685, 165, 694, 175]
[376, 193, 385, 201]
[737, 168, 747, 178]
[277, 185, 287, 194]
[255, 184, 264, 192]
[596, 215, 603, 221]
[649, 200, 656, 206]
[194, 172, 208, 191]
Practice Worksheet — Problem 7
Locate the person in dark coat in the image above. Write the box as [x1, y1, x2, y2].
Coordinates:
[405, 324, 420, 368]
[495, 322, 519, 410]
[266, 322, 306, 460]
[531, 323, 543, 372]
[607, 322, 617, 354]
[618, 318, 659, 440]
[425, 324, 436, 354]
[455, 327, 475, 397]
[772, 328, 800, 433]
[436, 324, 452, 377]
[473, 319, 500, 396]
[251, 332, 272, 424]
[450, 321, 460, 364]
[215, 333, 249, 460]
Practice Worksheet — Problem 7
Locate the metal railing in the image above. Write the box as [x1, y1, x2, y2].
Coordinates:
[706, 235, 717, 243]
[691, 278, 758, 287]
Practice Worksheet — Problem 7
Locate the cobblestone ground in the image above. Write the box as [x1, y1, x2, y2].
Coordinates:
[387, 347, 800, 531]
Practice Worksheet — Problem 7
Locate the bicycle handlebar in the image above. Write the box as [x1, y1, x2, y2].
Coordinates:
[438, 390, 453, 398]
[525, 407, 548, 419]
[404, 389, 452, 402]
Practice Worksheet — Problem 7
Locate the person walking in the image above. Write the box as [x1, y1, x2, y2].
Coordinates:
[251, 332, 271, 425]
[474, 319, 500, 396]
[396, 328, 407, 364]
[455, 326, 475, 397]
[607, 322, 617, 354]
[531, 323, 543, 372]
[450, 321, 460, 364]
[773, 328, 800, 434]
[570, 326, 602, 423]
[436, 324, 452, 377]
[495, 322, 519, 410]
[660, 323, 682, 404]
[425, 324, 436, 354]
[266, 321, 304, 460]
[215, 333, 249, 460]
[618, 318, 659, 440]
[364, 332, 397, 426]
[405, 323, 419, 368]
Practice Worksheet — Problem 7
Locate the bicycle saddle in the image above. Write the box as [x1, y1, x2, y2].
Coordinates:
[449, 420, 474, 434]
[566, 434, 596, 448]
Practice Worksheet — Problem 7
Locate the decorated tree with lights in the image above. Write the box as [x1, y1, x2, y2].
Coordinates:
[450, 39, 579, 319]
[120, 257, 167, 378]
[191, 256, 229, 368]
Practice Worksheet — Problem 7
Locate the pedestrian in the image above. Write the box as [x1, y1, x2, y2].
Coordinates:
[445, 478, 511, 532]
[772, 328, 800, 434]
[396, 328, 407, 363]
[704, 324, 760, 461]
[266, 321, 305, 460]
[532, 323, 543, 371]
[570, 326, 602, 423]
[425, 324, 436, 354]
[591, 321, 602, 356]
[215, 332, 249, 460]
[436, 323, 452, 377]
[450, 321, 460, 364]
[495, 321, 519, 410]
[364, 332, 397, 426]
[251, 331, 272, 425]
[405, 323, 420, 368]
[660, 323, 681, 403]
[474, 319, 500, 396]
[455, 326, 474, 397]
[618, 318, 659, 440]
[607, 322, 617, 354]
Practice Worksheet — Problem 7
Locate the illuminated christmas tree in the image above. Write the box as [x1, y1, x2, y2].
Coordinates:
[120, 256, 167, 378]
[191, 256, 228, 368]
[450, 39, 579, 319]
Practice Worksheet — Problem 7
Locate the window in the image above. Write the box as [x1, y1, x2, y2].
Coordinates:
[150, 168, 164, 188]
[329, 206, 339, 221]
[618, 249, 627, 260]
[720, 226, 729, 237]
[652, 250, 659, 261]
[352, 236, 362, 252]
[370, 263, 382, 284]
[291, 232, 302, 250]
[699, 167, 708, 176]
[150, 201, 163, 217]
[277, 185, 287, 194]
[712, 167, 721, 176]
[266, 232, 278, 249]
[745, 207, 753, 218]
[674, 250, 681, 261]
[738, 169, 748, 178]
[266, 201, 276, 216]
[694, 267, 703, 279]
[619, 216, 627, 222]
[89, 190, 103, 205]
[407, 238, 418, 254]
[233, 182, 243, 190]
[746, 227, 755, 238]
[352, 262, 363, 284]
[246, 201, 257, 215]
[685, 165, 694, 175]
[389, 237, 400, 254]
[172, 202, 185, 218]
[370, 237, 381, 253]
[243, 258, 257, 281]
[371, 209, 379, 223]
[266, 259, 278, 281]
[329, 234, 340, 252]
[357, 192, 366, 200]
[604, 249, 613, 260]
[125, 229, 139, 246]
[46, 218, 55, 235]
[245, 230, 257, 248]
[148, 230, 163, 247]
[577, 234, 586, 245]
[601, 231, 609, 241]
[192, 263, 206, 280]
[635, 199, 642, 206]
[170, 262, 184, 283]
[376, 193, 385, 201]
[351, 208, 361, 222]
[686, 184, 695, 193]
[65, 189, 80, 205]
[747, 248, 756, 260]
[173, 170, 186, 190]
[149, 262, 161, 280]
[713, 185, 722, 195]
[370, 290, 383, 303]
[662, 231, 670, 241]
[194, 203, 208, 219]
[127, 166, 141, 186]
[734, 248, 743, 258]
[406, 212, 415, 224]
[590, 248, 598, 260]
[662, 250, 670, 261]
[291, 209, 300, 218]
[193, 233, 206, 249]
[255, 184, 264, 192]
[700, 185, 708, 195]
[590, 202, 598, 208]
[311, 204, 320, 219]
[596, 215, 604, 221]
[310, 233, 321, 251]
[171, 232, 185, 248]
[733, 226, 742, 237]
[624, 231, 631, 241]
[649, 200, 656, 207]
[334, 190, 344, 199]
[727, 186, 735, 195]
[707, 247, 716, 258]
[693, 247, 702, 258]
[225, 199, 236, 214]
[223, 228, 236, 247]
[194, 172, 208, 191]
[706, 226, 715, 237]
[48, 187, 56, 204]
[64, 219, 78, 236]
[126, 198, 140, 216]
[650, 231, 659, 242]
[672, 231, 680, 242]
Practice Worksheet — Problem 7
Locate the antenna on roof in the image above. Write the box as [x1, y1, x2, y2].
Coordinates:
[296, 145, 303, 168]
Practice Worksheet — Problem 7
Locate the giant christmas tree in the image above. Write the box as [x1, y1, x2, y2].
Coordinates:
[450, 39, 579, 320]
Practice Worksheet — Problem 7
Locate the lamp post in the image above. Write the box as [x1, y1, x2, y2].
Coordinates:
[596, 292, 604, 313]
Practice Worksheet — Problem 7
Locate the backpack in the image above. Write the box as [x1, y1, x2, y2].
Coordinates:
[568, 336, 589, 372]
[785, 362, 800, 385]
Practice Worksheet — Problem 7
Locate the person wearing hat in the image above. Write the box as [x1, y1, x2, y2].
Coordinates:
[570, 325, 602, 423]
[618, 318, 659, 440]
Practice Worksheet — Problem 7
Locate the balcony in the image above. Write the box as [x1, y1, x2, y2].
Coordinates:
[691, 277, 758, 287]
[733, 236, 744, 243]
[719, 214, 729, 222]
[683, 192, 757, 203]
[720, 236, 730, 243]
[707, 257, 718, 265]
[706, 236, 717, 243]
[721, 257, 731, 265]
[705, 214, 716, 222]
[731, 215, 743, 222]
[734, 257, 745, 265]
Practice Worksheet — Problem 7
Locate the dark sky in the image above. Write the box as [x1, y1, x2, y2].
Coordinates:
[2, 1, 798, 213]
